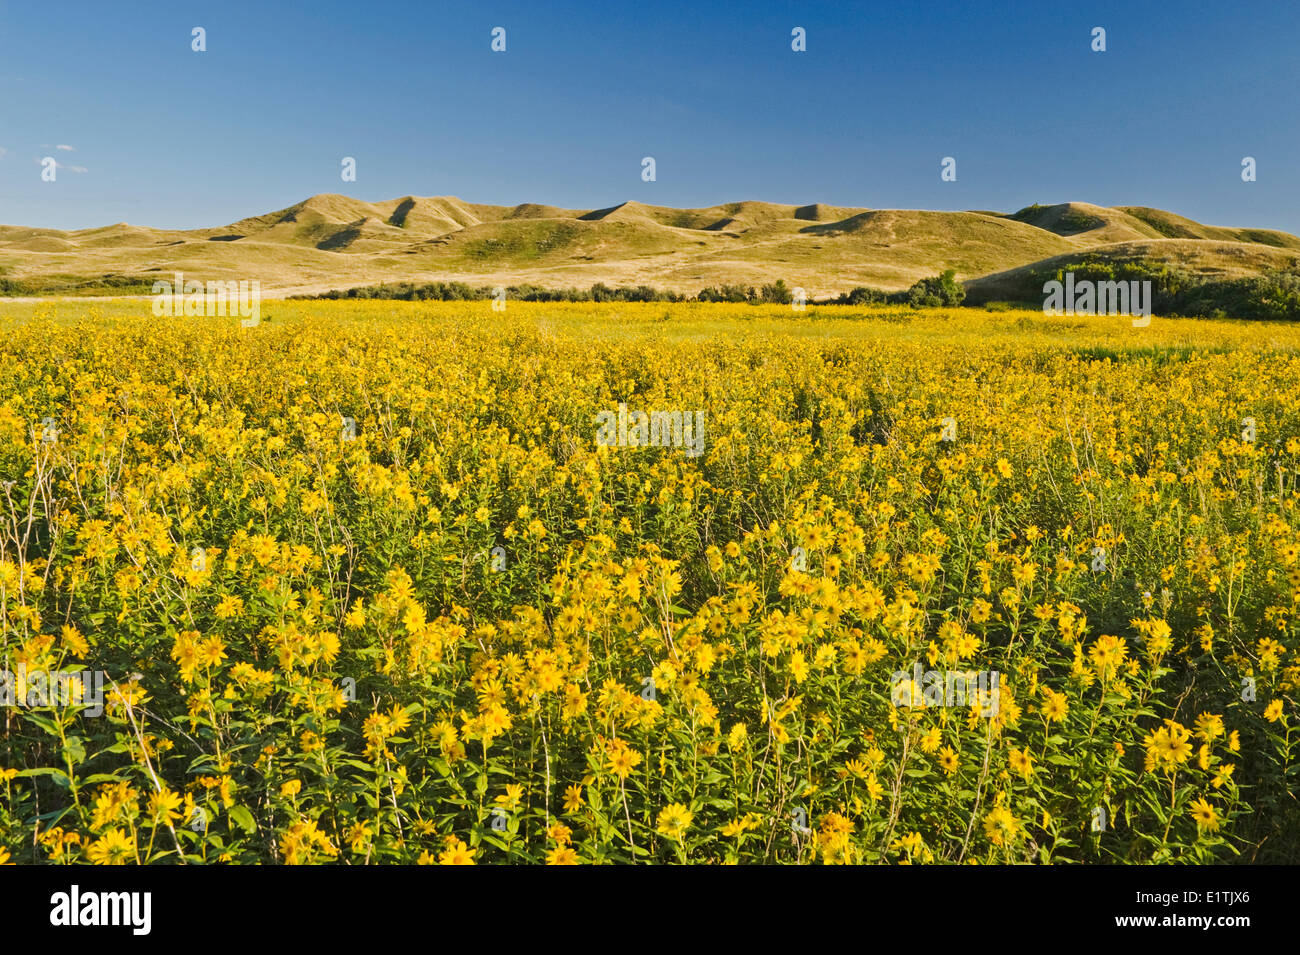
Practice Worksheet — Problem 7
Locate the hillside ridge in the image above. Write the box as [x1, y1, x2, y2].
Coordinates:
[2, 195, 1295, 298]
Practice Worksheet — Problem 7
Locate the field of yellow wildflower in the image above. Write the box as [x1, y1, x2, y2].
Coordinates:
[0, 299, 1297, 864]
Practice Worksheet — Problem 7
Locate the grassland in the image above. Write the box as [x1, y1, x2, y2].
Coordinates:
[0, 299, 1297, 864]
[3, 195, 1297, 299]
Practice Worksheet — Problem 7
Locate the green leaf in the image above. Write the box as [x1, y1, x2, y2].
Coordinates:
[20, 713, 62, 737]
[185, 755, 220, 774]
[18, 767, 71, 788]
[228, 805, 257, 834]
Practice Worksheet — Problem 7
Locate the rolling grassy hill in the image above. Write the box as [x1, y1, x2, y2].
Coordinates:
[1, 195, 1296, 298]
[964, 239, 1300, 304]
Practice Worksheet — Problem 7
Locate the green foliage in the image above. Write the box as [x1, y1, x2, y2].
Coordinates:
[830, 286, 890, 306]
[1058, 211, 1101, 233]
[760, 279, 793, 304]
[1027, 255, 1300, 321]
[696, 284, 760, 303]
[905, 269, 967, 308]
[828, 274, 966, 310]
[301, 282, 687, 304]
[0, 274, 159, 297]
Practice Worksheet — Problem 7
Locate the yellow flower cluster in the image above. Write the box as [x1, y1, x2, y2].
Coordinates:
[0, 299, 1295, 864]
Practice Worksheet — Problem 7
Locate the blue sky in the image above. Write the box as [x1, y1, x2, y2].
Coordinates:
[2, 0, 1297, 232]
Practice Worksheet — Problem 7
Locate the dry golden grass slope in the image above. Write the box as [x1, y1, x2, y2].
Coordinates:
[966, 238, 1300, 303]
[1, 195, 1297, 298]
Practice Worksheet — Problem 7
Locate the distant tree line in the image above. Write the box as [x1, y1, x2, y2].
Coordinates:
[298, 272, 967, 308]
[696, 280, 795, 303]
[299, 281, 687, 303]
[826, 269, 966, 307]
[0, 273, 159, 296]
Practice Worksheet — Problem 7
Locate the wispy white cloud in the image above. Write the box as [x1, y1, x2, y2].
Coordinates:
[37, 156, 87, 173]
[55, 144, 74, 151]
[0, 147, 7, 159]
